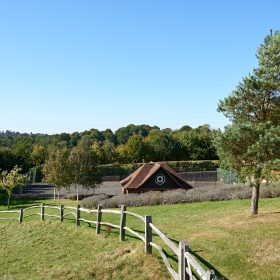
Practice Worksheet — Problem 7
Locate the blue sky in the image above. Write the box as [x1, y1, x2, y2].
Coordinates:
[0, 0, 279, 134]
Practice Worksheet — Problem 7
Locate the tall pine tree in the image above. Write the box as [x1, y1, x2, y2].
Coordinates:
[215, 31, 280, 215]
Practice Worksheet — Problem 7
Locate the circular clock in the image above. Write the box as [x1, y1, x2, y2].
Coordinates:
[155, 174, 166, 185]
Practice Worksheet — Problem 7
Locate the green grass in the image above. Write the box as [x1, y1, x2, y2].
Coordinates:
[1, 196, 280, 280]
[0, 220, 171, 280]
[130, 198, 280, 280]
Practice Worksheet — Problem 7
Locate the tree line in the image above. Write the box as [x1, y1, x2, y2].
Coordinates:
[0, 124, 218, 172]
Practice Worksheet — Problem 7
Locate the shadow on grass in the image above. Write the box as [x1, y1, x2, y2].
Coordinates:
[261, 211, 280, 215]
[0, 195, 62, 210]
[125, 230, 227, 279]
[1, 200, 51, 210]
[191, 250, 227, 279]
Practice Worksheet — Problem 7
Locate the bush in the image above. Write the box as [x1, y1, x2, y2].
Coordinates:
[81, 183, 280, 209]
[260, 183, 280, 198]
[81, 194, 110, 208]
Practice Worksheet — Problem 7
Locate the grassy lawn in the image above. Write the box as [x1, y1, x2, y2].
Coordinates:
[1, 195, 280, 280]
[0, 221, 170, 280]
[130, 198, 280, 280]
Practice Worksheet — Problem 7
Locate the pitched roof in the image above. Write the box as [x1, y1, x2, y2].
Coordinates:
[120, 162, 192, 190]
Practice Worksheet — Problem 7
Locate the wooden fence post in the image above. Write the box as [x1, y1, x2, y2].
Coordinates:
[185, 244, 193, 279]
[41, 203, 45, 221]
[145, 215, 152, 254]
[96, 205, 102, 234]
[206, 270, 215, 280]
[76, 205, 80, 226]
[179, 241, 189, 280]
[60, 204, 64, 222]
[119, 205, 127, 241]
[19, 209, 23, 223]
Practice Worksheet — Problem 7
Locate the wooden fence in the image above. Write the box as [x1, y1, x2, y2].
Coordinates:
[0, 204, 222, 280]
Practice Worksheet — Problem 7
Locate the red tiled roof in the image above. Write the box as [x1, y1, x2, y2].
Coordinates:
[120, 162, 192, 190]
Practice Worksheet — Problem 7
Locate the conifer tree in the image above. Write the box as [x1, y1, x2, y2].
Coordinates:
[215, 31, 280, 215]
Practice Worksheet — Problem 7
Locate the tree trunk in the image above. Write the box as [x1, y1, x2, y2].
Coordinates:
[251, 183, 260, 215]
[7, 195, 10, 210]
[76, 185, 79, 202]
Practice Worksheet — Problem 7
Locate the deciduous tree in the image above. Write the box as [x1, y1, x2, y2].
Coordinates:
[116, 134, 146, 163]
[31, 145, 47, 167]
[0, 166, 25, 209]
[69, 143, 102, 201]
[144, 129, 181, 161]
[42, 147, 71, 199]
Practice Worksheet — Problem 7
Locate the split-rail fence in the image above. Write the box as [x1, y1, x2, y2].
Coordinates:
[0, 204, 222, 280]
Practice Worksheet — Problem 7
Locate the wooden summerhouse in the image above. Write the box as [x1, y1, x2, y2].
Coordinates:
[120, 162, 193, 194]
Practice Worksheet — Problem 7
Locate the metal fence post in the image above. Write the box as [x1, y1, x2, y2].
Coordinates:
[76, 205, 80, 226]
[179, 241, 189, 280]
[119, 205, 127, 241]
[96, 205, 102, 234]
[145, 215, 152, 254]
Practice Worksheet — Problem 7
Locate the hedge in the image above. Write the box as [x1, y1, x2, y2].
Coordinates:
[99, 160, 220, 177]
[28, 160, 220, 182]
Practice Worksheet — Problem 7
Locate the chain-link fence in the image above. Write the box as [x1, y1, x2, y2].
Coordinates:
[179, 169, 244, 187]
[179, 170, 217, 182]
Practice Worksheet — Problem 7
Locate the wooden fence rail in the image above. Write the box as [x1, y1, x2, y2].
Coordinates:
[0, 204, 222, 280]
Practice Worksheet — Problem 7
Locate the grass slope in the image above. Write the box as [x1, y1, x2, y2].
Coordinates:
[0, 221, 171, 280]
[1, 197, 280, 280]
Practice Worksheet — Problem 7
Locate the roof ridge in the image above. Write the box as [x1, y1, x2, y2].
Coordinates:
[137, 163, 161, 188]
[126, 164, 146, 188]
[119, 164, 143, 185]
[120, 162, 193, 190]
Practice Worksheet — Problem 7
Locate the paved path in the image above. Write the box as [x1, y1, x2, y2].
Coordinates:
[16, 182, 123, 200]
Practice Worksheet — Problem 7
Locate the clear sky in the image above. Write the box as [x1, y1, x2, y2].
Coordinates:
[0, 0, 279, 134]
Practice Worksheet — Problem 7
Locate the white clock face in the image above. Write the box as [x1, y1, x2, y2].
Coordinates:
[155, 174, 166, 185]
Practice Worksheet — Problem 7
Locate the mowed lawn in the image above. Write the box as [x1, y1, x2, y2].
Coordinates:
[1, 196, 280, 280]
[0, 221, 171, 280]
[130, 198, 280, 280]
